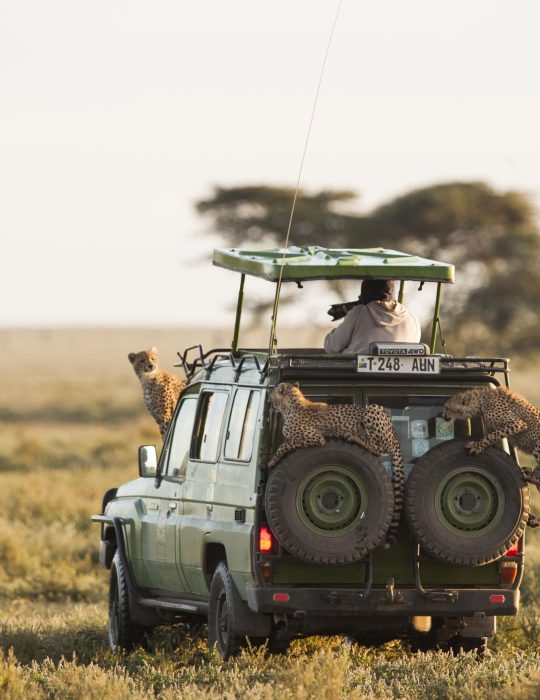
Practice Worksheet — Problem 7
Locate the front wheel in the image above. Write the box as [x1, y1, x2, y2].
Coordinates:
[108, 552, 146, 651]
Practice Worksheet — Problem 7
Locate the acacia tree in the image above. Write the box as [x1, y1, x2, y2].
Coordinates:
[196, 182, 540, 355]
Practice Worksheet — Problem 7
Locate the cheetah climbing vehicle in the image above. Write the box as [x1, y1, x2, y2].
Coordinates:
[93, 246, 529, 659]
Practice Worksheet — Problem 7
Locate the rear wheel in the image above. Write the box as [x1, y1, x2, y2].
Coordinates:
[266, 629, 291, 654]
[450, 635, 488, 658]
[207, 562, 245, 660]
[108, 552, 146, 652]
[409, 632, 488, 657]
[405, 441, 529, 565]
[265, 440, 394, 564]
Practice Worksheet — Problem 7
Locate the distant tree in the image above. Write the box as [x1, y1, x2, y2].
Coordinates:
[195, 185, 360, 247]
[196, 182, 540, 355]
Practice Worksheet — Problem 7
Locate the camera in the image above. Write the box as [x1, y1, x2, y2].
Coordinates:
[327, 296, 363, 321]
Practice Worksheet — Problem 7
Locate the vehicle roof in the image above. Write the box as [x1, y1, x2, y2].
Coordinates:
[213, 246, 455, 283]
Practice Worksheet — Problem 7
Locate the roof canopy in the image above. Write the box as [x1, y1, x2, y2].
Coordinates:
[213, 246, 455, 283]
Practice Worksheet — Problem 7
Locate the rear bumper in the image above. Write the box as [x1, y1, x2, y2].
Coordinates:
[246, 583, 519, 617]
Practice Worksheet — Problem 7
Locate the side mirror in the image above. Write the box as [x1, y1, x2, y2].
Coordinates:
[138, 445, 158, 478]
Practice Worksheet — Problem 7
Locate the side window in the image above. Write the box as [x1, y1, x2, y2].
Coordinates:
[192, 391, 229, 462]
[165, 397, 198, 477]
[224, 389, 261, 462]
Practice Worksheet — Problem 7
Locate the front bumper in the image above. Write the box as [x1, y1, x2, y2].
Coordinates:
[246, 583, 519, 618]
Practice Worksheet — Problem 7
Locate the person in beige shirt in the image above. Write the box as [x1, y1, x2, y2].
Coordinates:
[324, 279, 421, 354]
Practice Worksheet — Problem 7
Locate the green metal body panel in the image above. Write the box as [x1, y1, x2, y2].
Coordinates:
[213, 246, 455, 283]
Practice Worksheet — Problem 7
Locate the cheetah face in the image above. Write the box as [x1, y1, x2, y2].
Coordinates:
[270, 383, 289, 409]
[270, 382, 299, 410]
[128, 347, 159, 377]
[443, 390, 481, 420]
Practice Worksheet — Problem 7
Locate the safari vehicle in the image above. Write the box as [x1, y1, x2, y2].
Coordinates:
[93, 246, 529, 659]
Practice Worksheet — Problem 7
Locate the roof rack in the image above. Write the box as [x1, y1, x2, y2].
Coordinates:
[269, 353, 509, 377]
[176, 346, 510, 386]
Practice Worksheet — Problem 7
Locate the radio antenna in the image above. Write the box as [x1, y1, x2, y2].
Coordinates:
[269, 0, 344, 354]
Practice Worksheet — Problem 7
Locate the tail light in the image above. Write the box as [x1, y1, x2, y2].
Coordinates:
[499, 539, 521, 586]
[505, 540, 520, 557]
[259, 526, 273, 553]
[259, 526, 274, 581]
[489, 594, 506, 604]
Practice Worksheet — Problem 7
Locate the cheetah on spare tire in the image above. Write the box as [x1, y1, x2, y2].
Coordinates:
[443, 386, 540, 492]
[128, 347, 185, 439]
[269, 382, 405, 546]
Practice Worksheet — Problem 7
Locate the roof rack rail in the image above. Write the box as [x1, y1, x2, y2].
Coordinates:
[204, 352, 237, 380]
[176, 345, 235, 380]
[234, 354, 261, 382]
[439, 357, 510, 374]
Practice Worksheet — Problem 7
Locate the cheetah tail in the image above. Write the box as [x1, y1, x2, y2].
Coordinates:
[385, 453, 405, 547]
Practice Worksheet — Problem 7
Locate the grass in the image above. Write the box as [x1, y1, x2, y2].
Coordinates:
[1, 328, 540, 698]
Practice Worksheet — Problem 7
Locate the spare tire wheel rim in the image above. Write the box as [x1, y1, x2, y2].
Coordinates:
[434, 466, 504, 537]
[296, 464, 368, 535]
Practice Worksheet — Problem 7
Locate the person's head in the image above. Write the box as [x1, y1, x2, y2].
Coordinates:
[361, 279, 395, 304]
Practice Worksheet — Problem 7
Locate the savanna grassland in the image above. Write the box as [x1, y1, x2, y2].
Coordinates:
[1, 328, 540, 699]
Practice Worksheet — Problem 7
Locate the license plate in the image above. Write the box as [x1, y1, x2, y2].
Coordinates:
[357, 355, 440, 374]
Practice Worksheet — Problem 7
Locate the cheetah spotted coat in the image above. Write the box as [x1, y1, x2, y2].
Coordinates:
[443, 386, 540, 489]
[128, 347, 185, 439]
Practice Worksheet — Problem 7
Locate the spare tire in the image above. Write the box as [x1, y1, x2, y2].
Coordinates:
[405, 440, 529, 565]
[265, 439, 394, 564]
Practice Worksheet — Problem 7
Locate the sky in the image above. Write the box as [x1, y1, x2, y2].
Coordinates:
[1, 0, 539, 328]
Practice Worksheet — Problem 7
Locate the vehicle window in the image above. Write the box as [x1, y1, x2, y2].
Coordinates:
[366, 395, 484, 470]
[164, 397, 198, 477]
[224, 389, 260, 461]
[192, 391, 229, 462]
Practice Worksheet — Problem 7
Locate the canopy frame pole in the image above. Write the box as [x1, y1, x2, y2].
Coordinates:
[398, 280, 405, 304]
[268, 281, 281, 355]
[429, 282, 443, 354]
[231, 273, 245, 354]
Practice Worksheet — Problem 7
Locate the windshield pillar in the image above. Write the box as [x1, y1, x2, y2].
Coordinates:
[231, 273, 245, 353]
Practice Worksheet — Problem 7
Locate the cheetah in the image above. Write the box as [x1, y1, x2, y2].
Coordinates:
[443, 386, 540, 528]
[269, 382, 405, 546]
[128, 347, 185, 439]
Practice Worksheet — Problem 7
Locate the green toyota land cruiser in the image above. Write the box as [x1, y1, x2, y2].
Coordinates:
[93, 246, 529, 659]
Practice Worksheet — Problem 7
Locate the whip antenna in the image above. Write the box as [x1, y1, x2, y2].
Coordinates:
[269, 0, 344, 354]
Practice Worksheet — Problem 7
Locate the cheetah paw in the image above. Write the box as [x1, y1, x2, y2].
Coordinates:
[465, 441, 482, 455]
[527, 513, 540, 529]
[522, 468, 540, 488]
